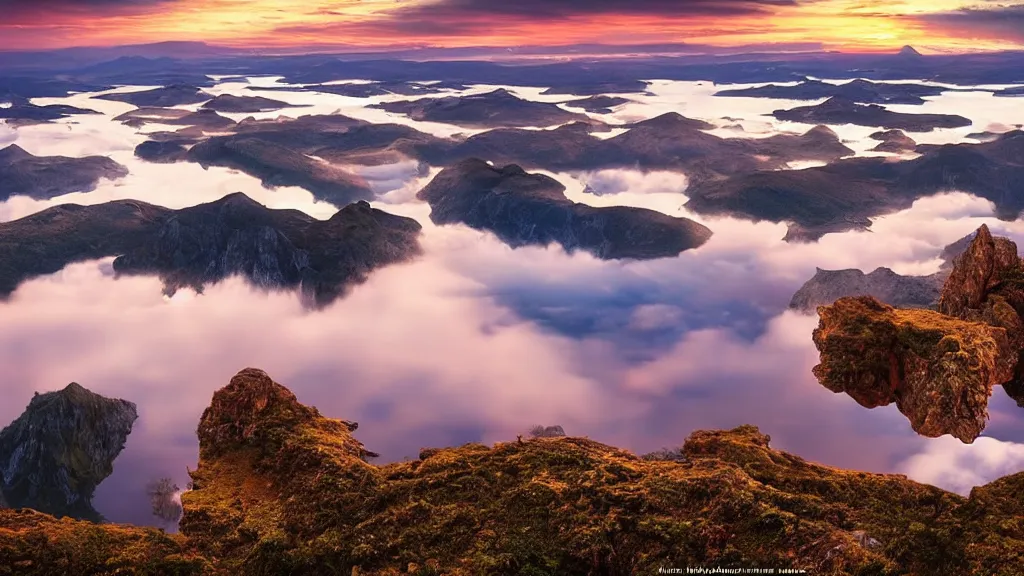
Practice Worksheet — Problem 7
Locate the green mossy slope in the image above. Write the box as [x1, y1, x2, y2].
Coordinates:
[2, 368, 1023, 575]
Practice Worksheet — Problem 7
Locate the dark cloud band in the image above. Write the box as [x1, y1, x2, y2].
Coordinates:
[393, 0, 802, 19]
[917, 4, 1024, 42]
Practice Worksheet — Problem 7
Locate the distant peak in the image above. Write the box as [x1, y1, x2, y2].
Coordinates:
[805, 124, 838, 137]
[898, 45, 923, 57]
[216, 191, 262, 206]
[634, 112, 715, 131]
[0, 144, 32, 162]
[62, 382, 87, 394]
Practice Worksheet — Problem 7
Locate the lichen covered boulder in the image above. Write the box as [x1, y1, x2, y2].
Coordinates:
[813, 295, 1010, 442]
[812, 224, 1024, 441]
[0, 383, 138, 521]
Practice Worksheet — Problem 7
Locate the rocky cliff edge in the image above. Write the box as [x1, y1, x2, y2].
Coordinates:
[3, 368, 1024, 575]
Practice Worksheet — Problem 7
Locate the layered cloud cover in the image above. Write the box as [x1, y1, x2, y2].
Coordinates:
[1, 0, 1023, 52]
[3, 77, 1024, 527]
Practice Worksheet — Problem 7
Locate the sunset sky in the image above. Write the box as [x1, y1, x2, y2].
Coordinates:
[1, 0, 1023, 53]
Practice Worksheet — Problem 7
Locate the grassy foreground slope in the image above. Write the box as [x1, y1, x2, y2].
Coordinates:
[2, 368, 1023, 575]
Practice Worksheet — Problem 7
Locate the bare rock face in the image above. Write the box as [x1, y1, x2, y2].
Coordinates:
[937, 224, 1023, 318]
[937, 224, 1024, 408]
[0, 383, 138, 521]
[812, 225, 1024, 441]
[789, 230, 975, 313]
[790, 267, 945, 313]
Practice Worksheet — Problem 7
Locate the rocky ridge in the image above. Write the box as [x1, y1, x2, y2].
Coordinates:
[0, 193, 423, 306]
[3, 368, 1024, 574]
[789, 230, 974, 312]
[792, 267, 946, 313]
[0, 96, 100, 125]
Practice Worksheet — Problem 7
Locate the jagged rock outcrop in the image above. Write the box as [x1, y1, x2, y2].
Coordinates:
[0, 193, 423, 306]
[935, 224, 1024, 320]
[0, 383, 137, 521]
[0, 144, 128, 201]
[937, 225, 1024, 409]
[812, 225, 1024, 441]
[3, 369, 1024, 574]
[418, 158, 712, 259]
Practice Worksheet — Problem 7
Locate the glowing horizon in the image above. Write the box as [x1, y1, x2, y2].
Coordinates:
[1, 0, 1022, 53]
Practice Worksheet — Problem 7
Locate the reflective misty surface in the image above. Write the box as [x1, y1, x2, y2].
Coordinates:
[3, 78, 1024, 527]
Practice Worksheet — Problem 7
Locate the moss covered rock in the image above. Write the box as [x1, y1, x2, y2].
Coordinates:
[178, 369, 1024, 575]
[4, 368, 1024, 574]
[813, 295, 1009, 442]
[0, 508, 209, 575]
[813, 224, 1024, 442]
